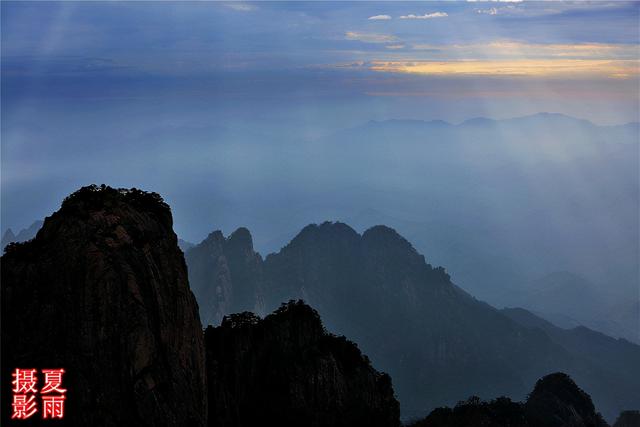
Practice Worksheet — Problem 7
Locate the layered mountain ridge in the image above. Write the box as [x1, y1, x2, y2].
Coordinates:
[2, 185, 636, 425]
[187, 221, 640, 421]
[1, 186, 401, 427]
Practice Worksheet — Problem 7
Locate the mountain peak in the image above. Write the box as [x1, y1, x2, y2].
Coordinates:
[2, 220, 45, 252]
[228, 227, 255, 250]
[2, 228, 15, 240]
[285, 221, 360, 248]
[204, 230, 225, 241]
[1, 229, 16, 251]
[2, 185, 206, 426]
[61, 184, 170, 217]
[362, 224, 411, 244]
[410, 372, 608, 427]
[264, 299, 325, 337]
[205, 300, 400, 427]
[526, 372, 607, 427]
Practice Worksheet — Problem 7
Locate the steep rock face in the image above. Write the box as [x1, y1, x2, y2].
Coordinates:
[525, 373, 608, 427]
[204, 300, 400, 427]
[185, 227, 263, 326]
[410, 373, 608, 427]
[1, 185, 206, 426]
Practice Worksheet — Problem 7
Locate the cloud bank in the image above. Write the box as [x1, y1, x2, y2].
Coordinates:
[368, 15, 392, 21]
[399, 12, 448, 19]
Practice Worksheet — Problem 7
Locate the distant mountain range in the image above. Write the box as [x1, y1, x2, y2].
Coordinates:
[1, 220, 42, 249]
[500, 271, 639, 343]
[5, 113, 638, 346]
[186, 221, 640, 422]
[235, 112, 637, 345]
[502, 307, 640, 389]
[334, 113, 639, 155]
[375, 112, 639, 130]
[326, 113, 638, 293]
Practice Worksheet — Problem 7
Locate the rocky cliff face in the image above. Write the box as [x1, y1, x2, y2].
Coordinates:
[205, 300, 400, 427]
[410, 373, 608, 427]
[1, 185, 206, 426]
[186, 228, 263, 326]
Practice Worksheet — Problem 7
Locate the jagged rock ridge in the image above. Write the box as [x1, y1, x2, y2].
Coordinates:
[205, 300, 400, 427]
[185, 227, 264, 325]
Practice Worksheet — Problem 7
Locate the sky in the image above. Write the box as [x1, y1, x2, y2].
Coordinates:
[3, 1, 639, 122]
[1, 1, 639, 239]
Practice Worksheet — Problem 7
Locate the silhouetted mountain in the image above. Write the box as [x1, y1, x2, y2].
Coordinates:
[613, 410, 640, 427]
[525, 373, 608, 427]
[502, 307, 640, 382]
[410, 396, 527, 427]
[186, 222, 640, 421]
[315, 114, 638, 344]
[2, 186, 409, 426]
[1, 228, 16, 249]
[351, 113, 638, 142]
[1, 220, 42, 250]
[1, 185, 206, 426]
[500, 272, 639, 343]
[337, 114, 639, 152]
[409, 373, 608, 427]
[205, 300, 400, 427]
[186, 228, 264, 325]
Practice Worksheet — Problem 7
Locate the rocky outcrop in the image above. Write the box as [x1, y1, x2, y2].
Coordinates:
[185, 228, 263, 326]
[409, 373, 608, 427]
[1, 185, 206, 426]
[204, 300, 400, 427]
[525, 373, 608, 427]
